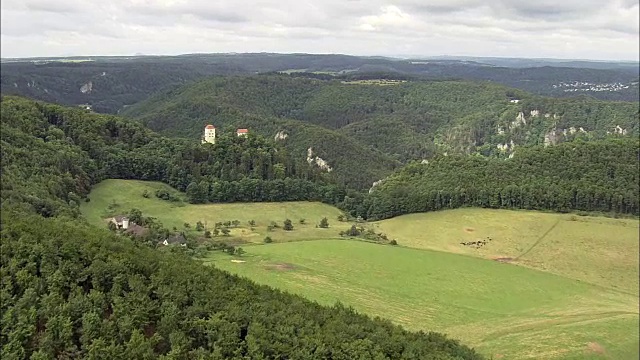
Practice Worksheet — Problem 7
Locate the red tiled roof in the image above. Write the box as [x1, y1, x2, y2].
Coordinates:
[205, 125, 216, 129]
[237, 128, 248, 133]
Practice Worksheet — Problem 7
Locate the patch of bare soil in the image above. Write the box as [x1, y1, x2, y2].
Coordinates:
[493, 354, 504, 359]
[586, 342, 606, 355]
[464, 227, 475, 233]
[264, 263, 297, 271]
[494, 257, 514, 263]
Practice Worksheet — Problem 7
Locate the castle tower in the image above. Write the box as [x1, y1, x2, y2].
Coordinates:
[202, 124, 216, 144]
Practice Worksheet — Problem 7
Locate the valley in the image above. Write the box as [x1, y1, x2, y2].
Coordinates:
[81, 179, 640, 360]
[2, 55, 638, 360]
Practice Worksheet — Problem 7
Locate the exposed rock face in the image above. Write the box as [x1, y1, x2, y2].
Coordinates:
[274, 130, 289, 141]
[530, 110, 540, 117]
[544, 129, 560, 147]
[306, 147, 332, 172]
[80, 81, 93, 94]
[614, 125, 627, 135]
[369, 178, 386, 193]
[511, 112, 527, 128]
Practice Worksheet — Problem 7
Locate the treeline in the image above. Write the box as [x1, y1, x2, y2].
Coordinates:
[360, 138, 639, 220]
[0, 207, 482, 359]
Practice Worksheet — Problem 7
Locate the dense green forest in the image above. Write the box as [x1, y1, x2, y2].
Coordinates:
[360, 138, 639, 220]
[0, 100, 484, 357]
[122, 74, 638, 186]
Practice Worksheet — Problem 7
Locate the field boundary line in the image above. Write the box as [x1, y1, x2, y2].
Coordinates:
[515, 219, 561, 260]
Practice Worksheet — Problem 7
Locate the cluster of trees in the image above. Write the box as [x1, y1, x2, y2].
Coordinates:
[361, 138, 639, 220]
[0, 211, 481, 359]
[339, 225, 398, 245]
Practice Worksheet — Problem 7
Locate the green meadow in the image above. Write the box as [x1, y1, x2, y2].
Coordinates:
[82, 180, 640, 359]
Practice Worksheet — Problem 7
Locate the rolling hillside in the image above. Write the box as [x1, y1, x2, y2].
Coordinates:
[121, 74, 638, 189]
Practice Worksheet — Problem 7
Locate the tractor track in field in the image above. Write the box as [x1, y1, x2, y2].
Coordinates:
[515, 219, 561, 260]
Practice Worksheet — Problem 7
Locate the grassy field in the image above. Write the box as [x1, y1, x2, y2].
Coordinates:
[82, 179, 640, 359]
[373, 208, 640, 296]
[81, 179, 353, 243]
[205, 241, 638, 360]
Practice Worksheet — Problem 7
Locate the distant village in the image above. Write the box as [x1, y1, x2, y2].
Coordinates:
[201, 124, 248, 144]
[553, 81, 635, 93]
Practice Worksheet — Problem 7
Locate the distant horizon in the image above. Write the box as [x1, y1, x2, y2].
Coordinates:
[2, 52, 638, 63]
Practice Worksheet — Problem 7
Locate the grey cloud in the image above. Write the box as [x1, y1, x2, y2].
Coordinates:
[123, 2, 249, 24]
[0, 0, 637, 60]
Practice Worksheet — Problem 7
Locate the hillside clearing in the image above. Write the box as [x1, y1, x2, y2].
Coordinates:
[82, 179, 640, 359]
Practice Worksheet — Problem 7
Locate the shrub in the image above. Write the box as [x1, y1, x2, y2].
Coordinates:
[204, 230, 211, 238]
[389, 239, 398, 246]
[283, 219, 294, 231]
[319, 217, 329, 228]
[299, 219, 306, 224]
[264, 236, 273, 243]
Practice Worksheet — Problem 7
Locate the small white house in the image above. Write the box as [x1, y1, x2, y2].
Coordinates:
[162, 233, 187, 247]
[109, 215, 129, 229]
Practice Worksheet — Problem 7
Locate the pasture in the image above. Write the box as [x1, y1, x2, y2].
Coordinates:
[205, 240, 639, 360]
[373, 208, 640, 296]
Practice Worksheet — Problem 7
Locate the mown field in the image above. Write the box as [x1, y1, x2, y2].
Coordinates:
[206, 241, 638, 360]
[82, 179, 640, 359]
[373, 208, 640, 296]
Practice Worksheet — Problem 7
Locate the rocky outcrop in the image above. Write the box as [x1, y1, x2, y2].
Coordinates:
[80, 81, 93, 94]
[274, 130, 288, 141]
[306, 147, 333, 172]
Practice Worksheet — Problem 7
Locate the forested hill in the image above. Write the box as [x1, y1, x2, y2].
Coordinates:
[359, 138, 639, 220]
[122, 74, 638, 182]
[0, 95, 355, 218]
[0, 97, 482, 359]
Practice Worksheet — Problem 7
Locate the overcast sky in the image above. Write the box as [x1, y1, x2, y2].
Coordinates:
[1, 0, 638, 60]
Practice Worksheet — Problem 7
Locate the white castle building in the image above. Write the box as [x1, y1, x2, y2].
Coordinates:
[202, 124, 216, 144]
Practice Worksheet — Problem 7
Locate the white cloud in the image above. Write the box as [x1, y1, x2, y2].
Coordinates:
[0, 0, 638, 60]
